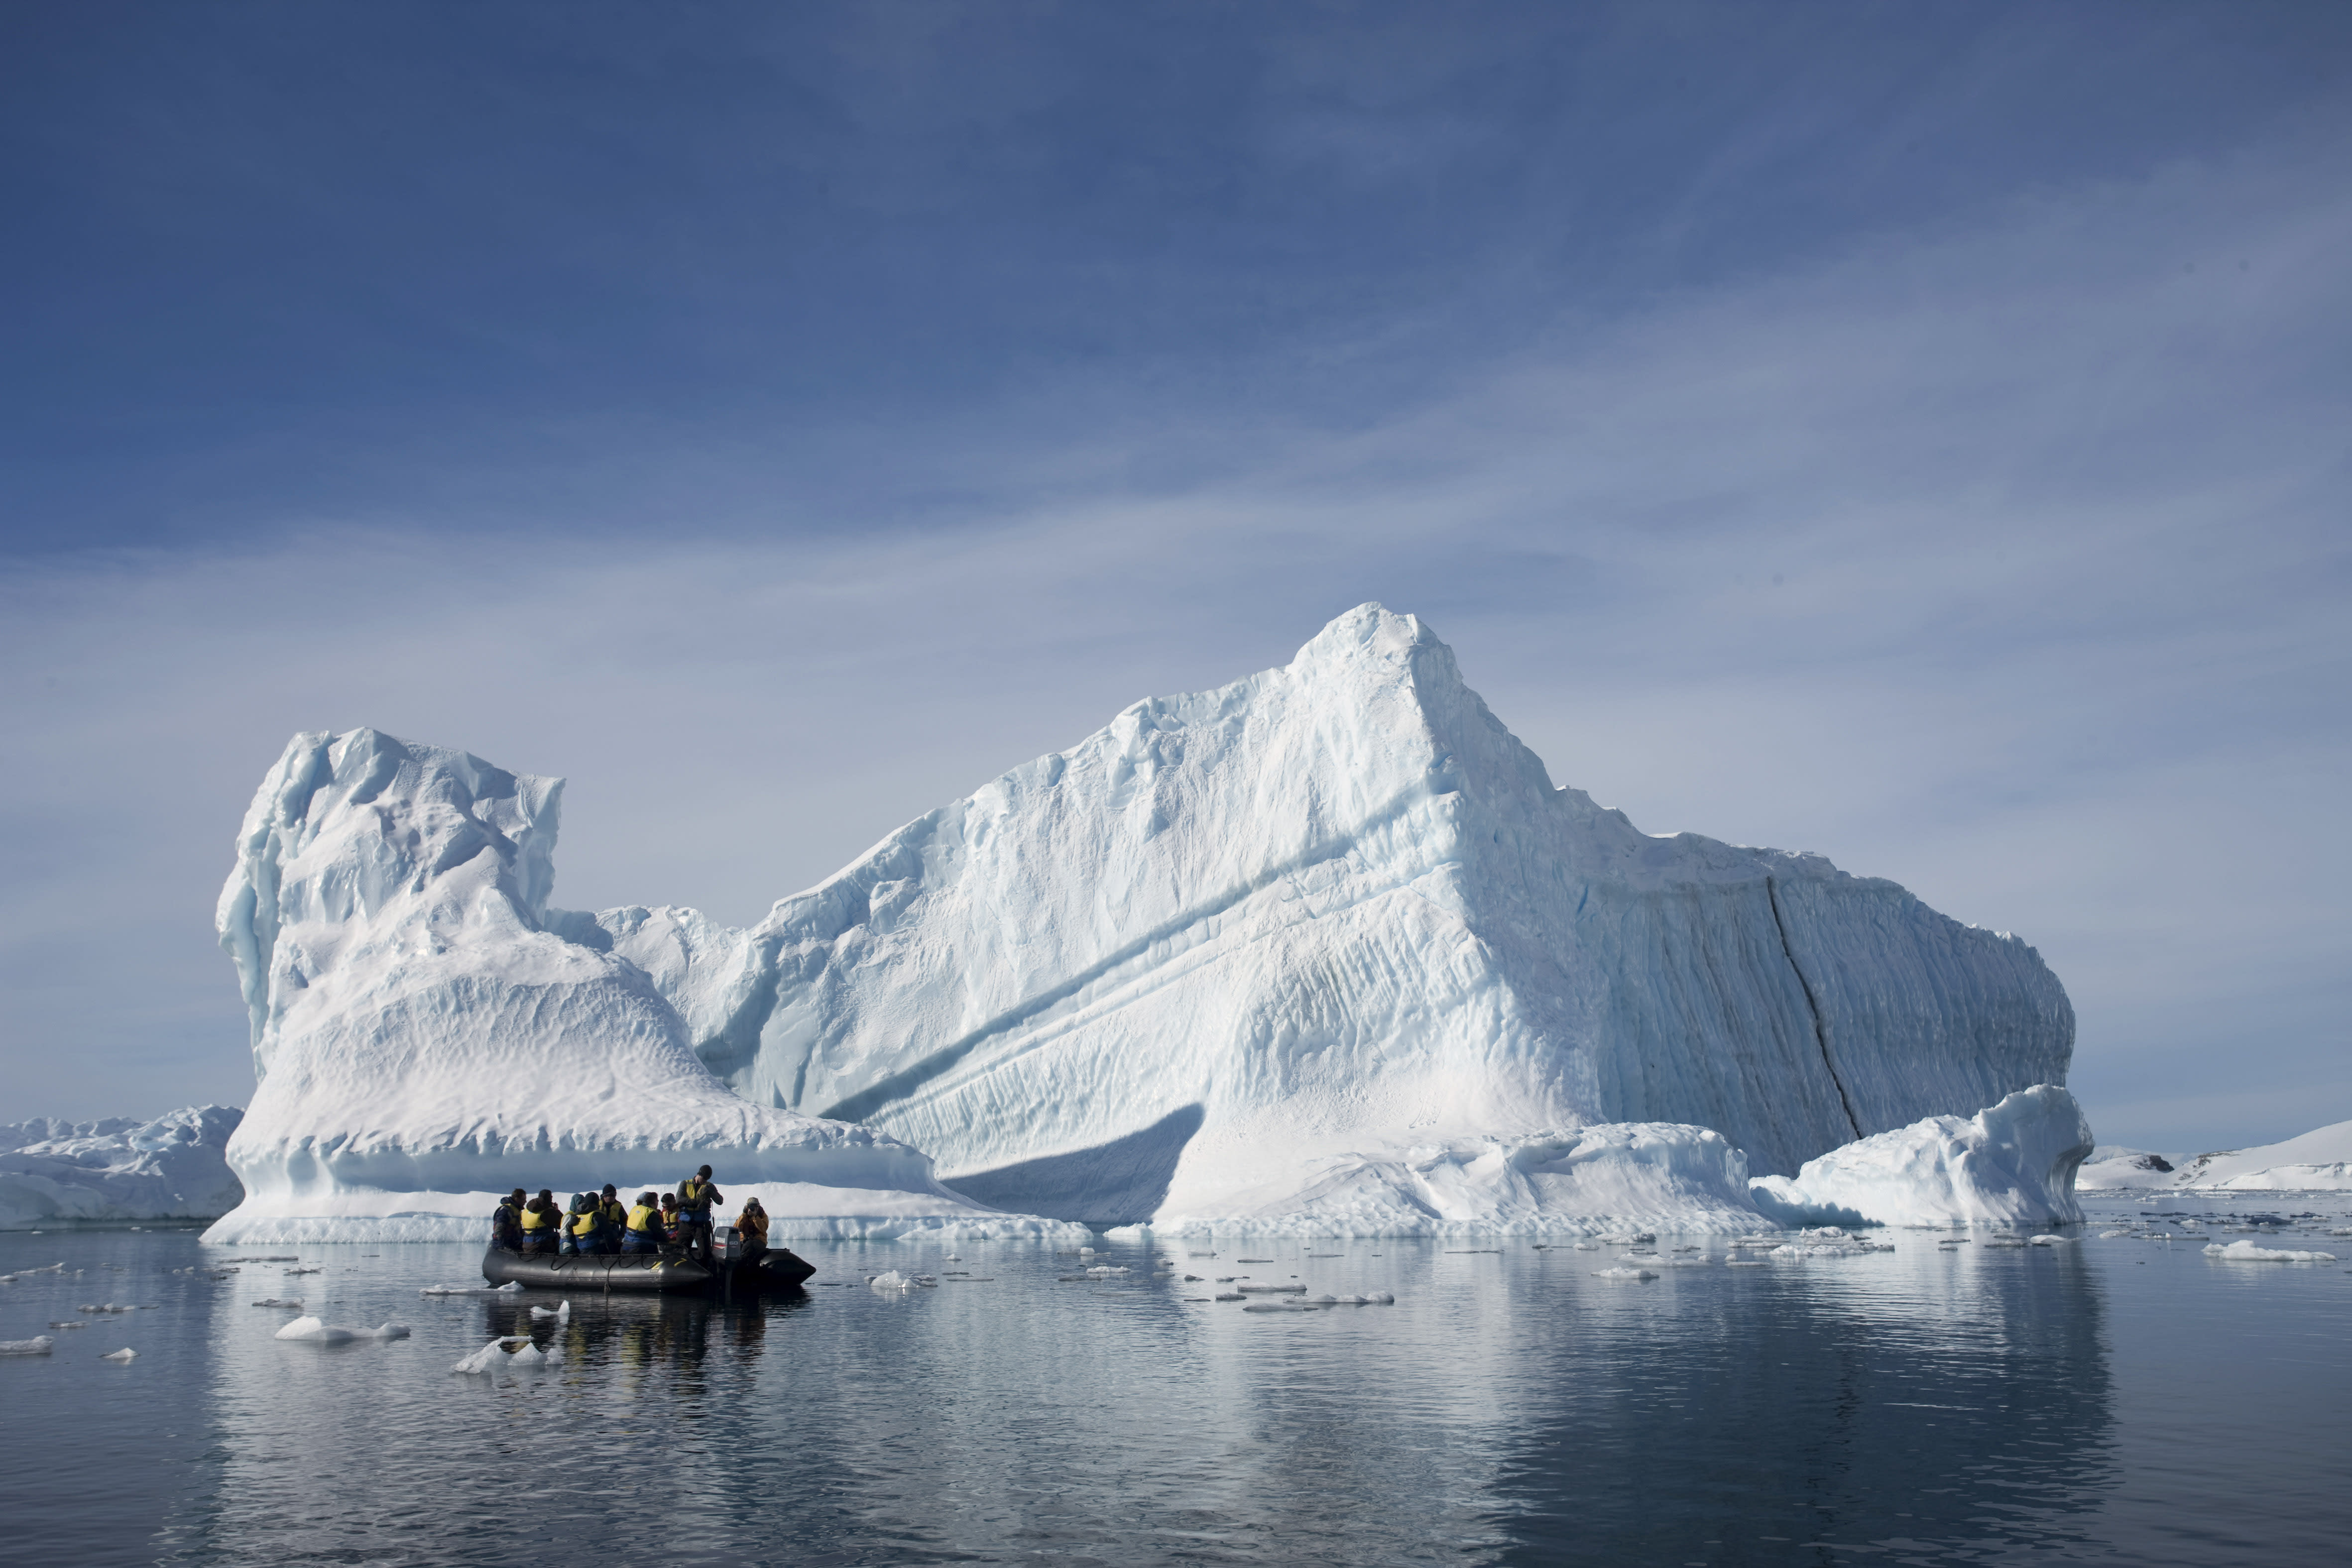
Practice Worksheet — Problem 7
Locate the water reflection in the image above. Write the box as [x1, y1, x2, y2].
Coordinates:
[140, 1236, 2136, 1567]
[1488, 1242, 2117, 1565]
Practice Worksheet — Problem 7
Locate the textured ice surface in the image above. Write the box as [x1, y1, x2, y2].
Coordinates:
[2203, 1239, 2339, 1263]
[206, 729, 1078, 1243]
[597, 606, 2071, 1222]
[208, 605, 2074, 1236]
[0, 1107, 244, 1230]
[1750, 1084, 2094, 1228]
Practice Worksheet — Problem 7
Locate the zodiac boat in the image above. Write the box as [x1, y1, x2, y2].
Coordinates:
[481, 1244, 816, 1297]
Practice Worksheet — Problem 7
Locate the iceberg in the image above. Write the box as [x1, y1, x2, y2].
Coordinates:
[204, 731, 1078, 1243]
[1749, 1084, 2094, 1228]
[0, 1107, 244, 1231]
[207, 605, 2075, 1236]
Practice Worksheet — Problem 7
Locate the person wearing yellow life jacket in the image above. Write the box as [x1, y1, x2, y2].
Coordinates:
[593, 1184, 628, 1254]
[731, 1196, 770, 1262]
[622, 1192, 668, 1255]
[517, 1190, 560, 1255]
[490, 1188, 527, 1251]
[675, 1165, 724, 1259]
[562, 1193, 598, 1255]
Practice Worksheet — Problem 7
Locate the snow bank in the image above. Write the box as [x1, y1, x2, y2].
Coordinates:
[205, 729, 1080, 1244]
[2202, 1239, 2339, 1263]
[0, 1107, 244, 1230]
[2167, 1120, 2352, 1191]
[1749, 1085, 2093, 1228]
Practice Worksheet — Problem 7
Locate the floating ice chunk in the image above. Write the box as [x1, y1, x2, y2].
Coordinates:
[529, 1302, 570, 1322]
[453, 1339, 507, 1374]
[0, 1337, 53, 1355]
[1572, 1242, 1599, 1251]
[2100, 1231, 2131, 1238]
[1596, 1232, 1656, 1245]
[1243, 1299, 1324, 1313]
[2029, 1234, 2072, 1246]
[1214, 1292, 1244, 1302]
[1236, 1283, 1305, 1294]
[1597, 1267, 1657, 1280]
[420, 1282, 524, 1296]
[2203, 1240, 2339, 1263]
[101, 1347, 135, 1361]
[944, 1254, 962, 1263]
[46, 1321, 87, 1330]
[251, 1298, 303, 1308]
[1083, 1265, 1129, 1277]
[275, 1316, 354, 1344]
[1365, 1290, 1395, 1304]
[868, 1270, 917, 1292]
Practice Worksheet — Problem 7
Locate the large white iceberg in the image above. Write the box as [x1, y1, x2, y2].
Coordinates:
[210, 605, 2076, 1236]
[598, 605, 2070, 1223]
[205, 733, 1076, 1243]
[1749, 1084, 2095, 1228]
[0, 1106, 245, 1230]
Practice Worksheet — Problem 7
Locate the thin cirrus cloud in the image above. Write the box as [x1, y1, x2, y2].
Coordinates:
[1, 7, 2345, 1153]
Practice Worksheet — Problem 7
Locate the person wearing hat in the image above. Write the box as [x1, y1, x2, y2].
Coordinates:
[675, 1165, 724, 1261]
[517, 1189, 561, 1255]
[731, 1196, 770, 1263]
[490, 1188, 527, 1251]
[561, 1192, 598, 1255]
[593, 1184, 629, 1254]
[621, 1191, 668, 1254]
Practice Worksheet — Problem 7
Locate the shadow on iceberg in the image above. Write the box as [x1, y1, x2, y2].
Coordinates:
[945, 1104, 1205, 1225]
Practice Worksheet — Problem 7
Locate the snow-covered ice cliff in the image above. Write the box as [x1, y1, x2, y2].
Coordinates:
[2079, 1119, 2352, 1192]
[0, 1106, 244, 1229]
[206, 731, 1076, 1242]
[211, 605, 2075, 1236]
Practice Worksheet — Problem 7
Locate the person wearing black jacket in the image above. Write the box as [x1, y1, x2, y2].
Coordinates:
[490, 1188, 526, 1251]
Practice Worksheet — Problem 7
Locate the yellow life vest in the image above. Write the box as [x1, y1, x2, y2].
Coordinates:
[519, 1206, 552, 1232]
[568, 1209, 598, 1237]
[627, 1203, 661, 1234]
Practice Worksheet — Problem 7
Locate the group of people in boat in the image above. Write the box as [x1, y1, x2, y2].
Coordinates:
[489, 1165, 769, 1264]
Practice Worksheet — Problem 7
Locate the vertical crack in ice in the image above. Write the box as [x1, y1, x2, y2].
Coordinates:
[1766, 876, 1861, 1141]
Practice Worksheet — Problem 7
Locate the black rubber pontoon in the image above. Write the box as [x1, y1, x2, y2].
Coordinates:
[481, 1245, 815, 1296]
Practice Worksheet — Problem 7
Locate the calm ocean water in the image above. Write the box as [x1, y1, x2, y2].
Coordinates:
[2, 1193, 2345, 1567]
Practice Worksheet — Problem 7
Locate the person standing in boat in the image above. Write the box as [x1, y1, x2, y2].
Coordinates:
[676, 1166, 724, 1260]
[732, 1196, 769, 1262]
[621, 1191, 667, 1254]
[490, 1188, 527, 1251]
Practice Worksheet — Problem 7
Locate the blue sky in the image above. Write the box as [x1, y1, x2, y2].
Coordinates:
[2, 2, 2346, 1150]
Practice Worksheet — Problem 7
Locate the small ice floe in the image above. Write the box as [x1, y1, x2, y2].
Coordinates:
[1243, 1299, 1325, 1313]
[1214, 1276, 1238, 1283]
[1595, 1232, 1655, 1246]
[1077, 1247, 1096, 1258]
[1189, 1251, 1217, 1258]
[2178, 1220, 2205, 1231]
[250, 1298, 304, 1309]
[282, 1267, 321, 1276]
[1597, 1267, 1658, 1281]
[1183, 1274, 1204, 1282]
[46, 1320, 89, 1330]
[2204, 1240, 2339, 1263]
[274, 1316, 410, 1344]
[1236, 1283, 1305, 1294]
[944, 1254, 962, 1263]
[420, 1282, 524, 1296]
[2029, 1235, 2073, 1246]
[1983, 1237, 2029, 1248]
[2100, 1231, 2132, 1239]
[1572, 1241, 1600, 1251]
[868, 1270, 918, 1293]
[528, 1302, 571, 1322]
[1236, 1257, 1274, 1263]
[452, 1336, 538, 1374]
[77, 1303, 138, 1314]
[1798, 1226, 1848, 1241]
[1214, 1292, 1245, 1302]
[101, 1347, 136, 1362]
[1084, 1265, 1129, 1277]
[0, 1337, 55, 1356]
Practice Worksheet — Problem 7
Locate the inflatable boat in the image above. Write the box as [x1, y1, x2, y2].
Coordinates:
[481, 1244, 815, 1297]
